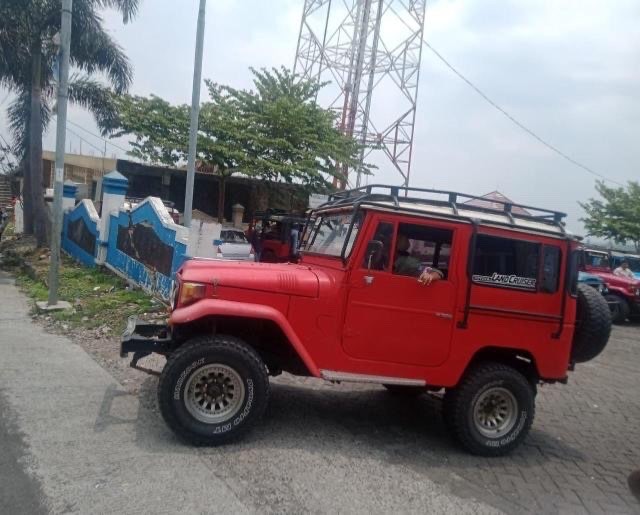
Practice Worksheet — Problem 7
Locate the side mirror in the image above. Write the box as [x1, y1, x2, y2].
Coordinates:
[365, 240, 384, 270]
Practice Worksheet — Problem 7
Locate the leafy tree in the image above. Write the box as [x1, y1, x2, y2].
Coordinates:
[580, 181, 640, 252]
[0, 0, 137, 246]
[0, 137, 18, 175]
[109, 67, 368, 222]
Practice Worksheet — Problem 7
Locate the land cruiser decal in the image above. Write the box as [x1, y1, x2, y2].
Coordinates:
[472, 272, 537, 290]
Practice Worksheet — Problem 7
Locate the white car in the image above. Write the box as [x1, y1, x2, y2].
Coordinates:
[214, 229, 255, 261]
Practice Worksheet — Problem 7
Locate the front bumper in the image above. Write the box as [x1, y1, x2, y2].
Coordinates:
[120, 316, 173, 374]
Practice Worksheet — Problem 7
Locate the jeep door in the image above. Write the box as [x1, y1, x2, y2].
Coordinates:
[343, 215, 460, 367]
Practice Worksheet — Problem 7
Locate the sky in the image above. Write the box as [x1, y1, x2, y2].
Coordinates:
[2, 0, 639, 235]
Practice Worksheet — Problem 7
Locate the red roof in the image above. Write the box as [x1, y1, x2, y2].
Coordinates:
[463, 191, 531, 216]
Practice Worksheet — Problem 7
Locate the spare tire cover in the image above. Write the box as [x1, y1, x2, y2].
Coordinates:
[572, 283, 612, 363]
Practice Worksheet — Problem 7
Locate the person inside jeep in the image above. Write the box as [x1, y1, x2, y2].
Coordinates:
[394, 233, 443, 285]
[614, 260, 635, 279]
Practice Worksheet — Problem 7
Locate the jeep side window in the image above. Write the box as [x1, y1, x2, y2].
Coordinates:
[541, 246, 562, 293]
[362, 221, 393, 271]
[392, 223, 453, 279]
[472, 235, 540, 291]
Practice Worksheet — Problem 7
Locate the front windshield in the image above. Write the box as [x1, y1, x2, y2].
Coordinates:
[304, 211, 363, 258]
[624, 257, 640, 272]
[220, 230, 248, 243]
[586, 251, 610, 268]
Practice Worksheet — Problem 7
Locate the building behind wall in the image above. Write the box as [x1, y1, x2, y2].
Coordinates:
[42, 151, 118, 201]
[42, 152, 310, 222]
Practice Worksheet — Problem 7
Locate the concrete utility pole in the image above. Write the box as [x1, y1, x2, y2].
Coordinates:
[47, 0, 73, 307]
[183, 0, 207, 228]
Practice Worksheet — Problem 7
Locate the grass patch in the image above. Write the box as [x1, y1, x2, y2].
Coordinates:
[14, 255, 163, 335]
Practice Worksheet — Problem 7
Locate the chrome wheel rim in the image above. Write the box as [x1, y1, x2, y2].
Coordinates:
[184, 364, 245, 424]
[473, 387, 518, 438]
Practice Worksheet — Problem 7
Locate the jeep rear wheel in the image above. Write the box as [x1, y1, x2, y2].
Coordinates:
[443, 362, 534, 457]
[158, 335, 269, 445]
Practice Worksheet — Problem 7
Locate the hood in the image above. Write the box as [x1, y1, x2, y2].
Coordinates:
[593, 270, 639, 287]
[578, 271, 602, 284]
[178, 258, 320, 298]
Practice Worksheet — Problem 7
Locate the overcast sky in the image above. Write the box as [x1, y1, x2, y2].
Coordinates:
[3, 0, 639, 235]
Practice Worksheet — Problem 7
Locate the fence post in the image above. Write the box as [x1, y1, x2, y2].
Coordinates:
[96, 170, 128, 265]
[62, 181, 77, 212]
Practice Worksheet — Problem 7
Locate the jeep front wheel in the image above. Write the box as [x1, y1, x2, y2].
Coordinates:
[605, 294, 629, 325]
[158, 335, 269, 445]
[443, 362, 535, 456]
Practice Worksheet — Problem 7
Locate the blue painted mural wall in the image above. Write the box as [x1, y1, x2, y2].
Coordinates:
[61, 196, 189, 301]
[61, 200, 99, 268]
[104, 199, 188, 300]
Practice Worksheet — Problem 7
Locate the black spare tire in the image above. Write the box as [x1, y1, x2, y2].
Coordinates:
[572, 283, 611, 363]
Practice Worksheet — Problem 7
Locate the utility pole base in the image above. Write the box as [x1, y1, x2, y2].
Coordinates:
[36, 300, 72, 312]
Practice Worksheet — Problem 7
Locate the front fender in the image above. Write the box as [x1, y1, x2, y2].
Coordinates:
[607, 285, 636, 302]
[169, 299, 320, 377]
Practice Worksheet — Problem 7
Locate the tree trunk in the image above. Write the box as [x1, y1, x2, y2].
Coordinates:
[21, 156, 34, 234]
[217, 175, 226, 223]
[29, 41, 49, 247]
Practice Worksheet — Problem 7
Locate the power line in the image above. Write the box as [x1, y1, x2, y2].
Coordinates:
[66, 119, 130, 154]
[423, 40, 624, 187]
[66, 126, 106, 154]
[0, 132, 11, 149]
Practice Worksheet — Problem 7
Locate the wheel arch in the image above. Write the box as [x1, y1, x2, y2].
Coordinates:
[169, 299, 320, 377]
[461, 346, 540, 387]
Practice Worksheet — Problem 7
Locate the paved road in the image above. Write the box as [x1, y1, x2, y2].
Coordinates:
[0, 270, 496, 514]
[1, 269, 639, 514]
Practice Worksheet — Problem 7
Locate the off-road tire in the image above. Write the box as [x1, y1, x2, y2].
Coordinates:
[383, 384, 426, 397]
[604, 293, 629, 325]
[572, 284, 612, 363]
[158, 335, 269, 445]
[443, 362, 535, 457]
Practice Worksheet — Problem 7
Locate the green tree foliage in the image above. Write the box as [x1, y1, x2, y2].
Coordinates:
[109, 67, 369, 221]
[0, 0, 137, 246]
[580, 181, 640, 252]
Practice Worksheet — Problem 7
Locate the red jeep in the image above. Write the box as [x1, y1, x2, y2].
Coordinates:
[122, 186, 611, 456]
[248, 210, 307, 263]
[581, 249, 640, 323]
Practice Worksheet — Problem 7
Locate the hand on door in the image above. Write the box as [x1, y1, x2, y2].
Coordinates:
[418, 267, 444, 286]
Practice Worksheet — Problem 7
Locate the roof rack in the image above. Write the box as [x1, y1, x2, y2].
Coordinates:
[323, 184, 567, 227]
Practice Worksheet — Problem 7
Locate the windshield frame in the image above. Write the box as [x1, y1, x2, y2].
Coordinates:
[302, 208, 363, 262]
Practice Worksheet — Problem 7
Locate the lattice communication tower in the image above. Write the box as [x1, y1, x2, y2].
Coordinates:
[294, 0, 427, 188]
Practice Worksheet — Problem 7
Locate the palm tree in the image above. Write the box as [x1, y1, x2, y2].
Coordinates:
[0, 0, 138, 245]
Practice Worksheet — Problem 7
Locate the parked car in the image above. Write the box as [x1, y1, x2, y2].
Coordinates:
[213, 228, 256, 261]
[122, 185, 611, 456]
[578, 271, 620, 319]
[610, 251, 640, 279]
[581, 249, 640, 323]
[578, 271, 607, 293]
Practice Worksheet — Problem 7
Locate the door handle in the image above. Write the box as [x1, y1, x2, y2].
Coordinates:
[435, 312, 453, 320]
[363, 275, 374, 286]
